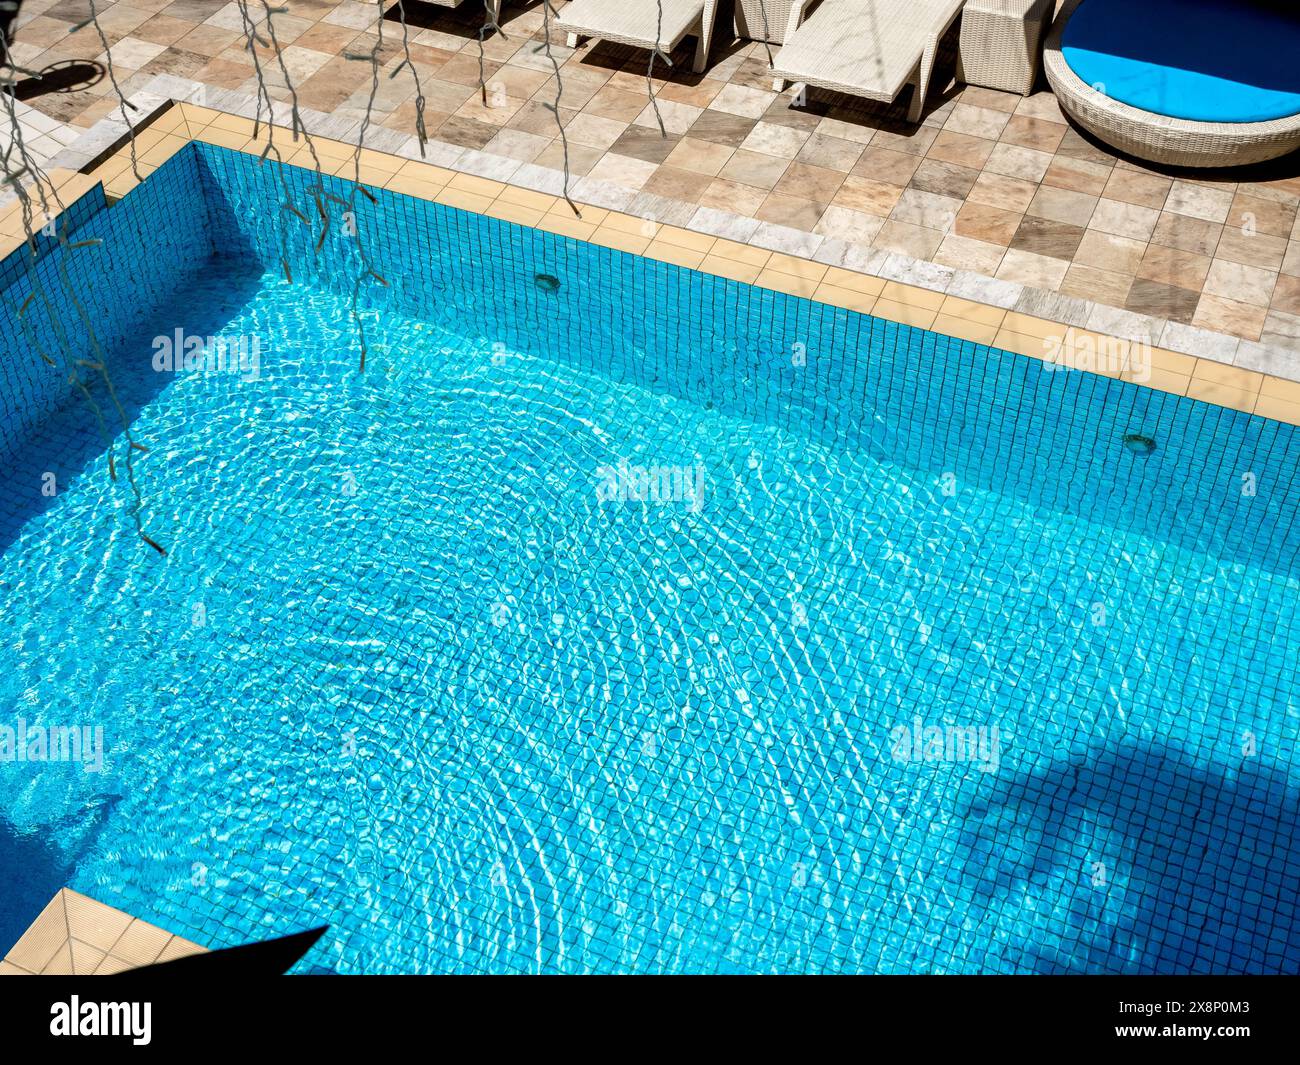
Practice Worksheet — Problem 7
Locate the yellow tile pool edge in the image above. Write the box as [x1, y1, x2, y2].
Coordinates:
[4, 101, 1297, 429]
[1, 888, 207, 975]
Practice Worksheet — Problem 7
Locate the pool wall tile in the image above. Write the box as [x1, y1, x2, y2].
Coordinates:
[0, 148, 217, 462]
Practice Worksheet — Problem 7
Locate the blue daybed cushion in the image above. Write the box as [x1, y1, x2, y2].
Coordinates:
[1061, 0, 1300, 123]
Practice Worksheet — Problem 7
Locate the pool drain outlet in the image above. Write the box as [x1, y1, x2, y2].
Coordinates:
[1122, 433, 1156, 455]
[534, 272, 561, 293]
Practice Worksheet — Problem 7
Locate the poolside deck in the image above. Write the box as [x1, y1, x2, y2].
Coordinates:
[4, 0, 1297, 358]
[1, 888, 206, 974]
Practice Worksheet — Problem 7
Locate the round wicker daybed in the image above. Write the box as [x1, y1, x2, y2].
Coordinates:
[1043, 0, 1300, 168]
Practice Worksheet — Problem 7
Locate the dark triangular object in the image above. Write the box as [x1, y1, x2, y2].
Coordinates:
[117, 926, 328, 976]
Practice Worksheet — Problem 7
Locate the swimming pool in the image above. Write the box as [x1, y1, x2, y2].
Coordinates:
[1, 140, 1298, 973]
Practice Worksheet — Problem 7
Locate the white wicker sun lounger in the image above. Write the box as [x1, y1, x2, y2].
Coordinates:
[557, 0, 722, 74]
[772, 0, 966, 123]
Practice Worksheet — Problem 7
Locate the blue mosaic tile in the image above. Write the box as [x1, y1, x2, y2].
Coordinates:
[0, 142, 1296, 973]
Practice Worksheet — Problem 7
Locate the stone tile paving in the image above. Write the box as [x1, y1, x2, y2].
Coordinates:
[5, 0, 1299, 348]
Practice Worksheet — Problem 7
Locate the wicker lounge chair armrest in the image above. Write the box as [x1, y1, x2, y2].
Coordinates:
[919, 2, 966, 83]
[924, 0, 967, 57]
[783, 0, 818, 42]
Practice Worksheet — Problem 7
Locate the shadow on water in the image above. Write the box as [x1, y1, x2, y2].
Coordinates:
[0, 258, 266, 559]
[959, 741, 1300, 973]
[0, 794, 121, 955]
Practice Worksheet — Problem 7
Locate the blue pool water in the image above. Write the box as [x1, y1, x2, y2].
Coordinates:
[1, 142, 1298, 973]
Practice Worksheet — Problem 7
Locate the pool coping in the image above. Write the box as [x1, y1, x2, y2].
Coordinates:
[3, 74, 1300, 426]
[1, 888, 207, 975]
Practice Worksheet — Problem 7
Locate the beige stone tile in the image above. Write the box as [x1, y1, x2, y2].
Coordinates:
[939, 295, 1008, 326]
[1260, 374, 1300, 403]
[1192, 294, 1268, 340]
[881, 281, 946, 310]
[522, 138, 593, 175]
[3, 892, 67, 973]
[482, 127, 551, 163]
[833, 174, 904, 217]
[483, 199, 545, 226]
[851, 146, 922, 187]
[698, 177, 769, 214]
[711, 82, 776, 119]
[1150, 211, 1223, 256]
[996, 248, 1068, 289]
[1254, 394, 1300, 424]
[585, 153, 659, 190]
[1185, 377, 1258, 412]
[1213, 226, 1289, 271]
[1136, 245, 1211, 292]
[738, 120, 811, 159]
[1227, 191, 1299, 239]
[1165, 180, 1235, 223]
[814, 114, 880, 146]
[795, 133, 865, 172]
[1124, 279, 1197, 322]
[1128, 365, 1191, 396]
[718, 147, 792, 189]
[961, 85, 1023, 114]
[69, 940, 108, 975]
[589, 227, 652, 254]
[536, 213, 598, 240]
[944, 103, 1011, 140]
[700, 254, 763, 283]
[563, 112, 628, 150]
[813, 205, 885, 243]
[822, 267, 885, 294]
[656, 77, 725, 109]
[711, 238, 771, 267]
[872, 298, 937, 329]
[984, 142, 1053, 182]
[934, 314, 1000, 347]
[925, 132, 995, 176]
[773, 161, 846, 204]
[644, 166, 714, 202]
[645, 240, 707, 269]
[1283, 240, 1300, 278]
[871, 122, 939, 157]
[872, 220, 943, 259]
[1042, 156, 1112, 196]
[1059, 264, 1133, 307]
[966, 170, 1037, 213]
[1272, 274, 1300, 316]
[933, 234, 1006, 274]
[1000, 114, 1067, 153]
[64, 890, 134, 952]
[1101, 169, 1172, 210]
[656, 225, 715, 253]
[909, 158, 979, 199]
[1203, 259, 1277, 308]
[755, 192, 826, 232]
[890, 188, 962, 231]
[813, 283, 878, 313]
[1191, 359, 1264, 393]
[1027, 185, 1098, 228]
[1089, 198, 1161, 241]
[1011, 216, 1085, 261]
[632, 99, 704, 135]
[953, 200, 1021, 245]
[92, 954, 135, 975]
[755, 268, 819, 297]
